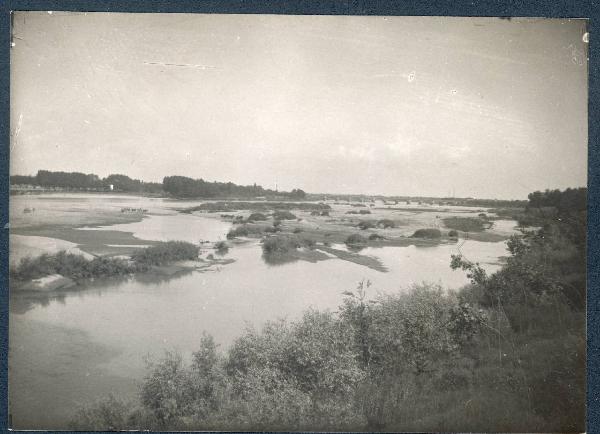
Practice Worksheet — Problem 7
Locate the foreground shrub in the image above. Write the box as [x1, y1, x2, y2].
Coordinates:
[368, 233, 384, 241]
[448, 230, 459, 238]
[412, 228, 442, 239]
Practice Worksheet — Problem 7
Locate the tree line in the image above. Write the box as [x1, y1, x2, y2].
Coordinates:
[10, 170, 307, 198]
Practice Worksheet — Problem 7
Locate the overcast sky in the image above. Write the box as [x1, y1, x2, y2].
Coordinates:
[10, 13, 588, 199]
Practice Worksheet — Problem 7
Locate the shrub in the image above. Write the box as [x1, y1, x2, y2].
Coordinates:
[214, 241, 229, 253]
[368, 233, 384, 241]
[247, 213, 267, 222]
[377, 219, 395, 228]
[359, 210, 371, 215]
[273, 210, 297, 220]
[412, 228, 442, 239]
[320, 211, 330, 217]
[293, 228, 304, 234]
[357, 220, 376, 230]
[132, 241, 200, 266]
[264, 226, 278, 233]
[227, 226, 249, 239]
[345, 233, 367, 247]
[443, 217, 485, 232]
[262, 235, 302, 254]
[448, 230, 459, 238]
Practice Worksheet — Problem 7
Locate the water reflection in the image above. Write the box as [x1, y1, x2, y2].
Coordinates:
[261, 251, 300, 266]
[10, 269, 197, 314]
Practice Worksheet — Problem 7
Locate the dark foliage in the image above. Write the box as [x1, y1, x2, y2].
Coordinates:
[443, 217, 485, 232]
[412, 228, 442, 238]
[345, 233, 368, 247]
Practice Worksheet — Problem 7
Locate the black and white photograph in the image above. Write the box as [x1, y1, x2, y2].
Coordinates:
[8, 12, 588, 432]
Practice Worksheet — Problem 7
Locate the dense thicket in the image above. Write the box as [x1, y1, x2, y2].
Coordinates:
[68, 187, 587, 432]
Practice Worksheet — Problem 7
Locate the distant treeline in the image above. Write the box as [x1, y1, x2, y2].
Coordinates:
[10, 170, 307, 199]
[10, 170, 163, 194]
[163, 176, 306, 199]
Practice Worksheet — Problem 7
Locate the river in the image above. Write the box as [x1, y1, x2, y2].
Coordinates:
[8, 194, 516, 429]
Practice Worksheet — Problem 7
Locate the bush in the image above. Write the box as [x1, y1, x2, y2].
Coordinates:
[214, 241, 229, 253]
[247, 213, 267, 222]
[359, 210, 371, 215]
[345, 233, 367, 247]
[377, 219, 395, 228]
[273, 210, 297, 220]
[293, 228, 304, 233]
[131, 241, 200, 266]
[262, 235, 302, 254]
[412, 228, 442, 239]
[227, 226, 249, 239]
[357, 220, 376, 230]
[368, 233, 384, 241]
[448, 230, 459, 238]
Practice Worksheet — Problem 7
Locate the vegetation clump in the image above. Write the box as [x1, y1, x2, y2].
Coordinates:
[448, 230, 459, 238]
[345, 233, 367, 247]
[247, 213, 267, 222]
[226, 226, 249, 239]
[11, 252, 136, 281]
[368, 233, 384, 241]
[357, 220, 376, 230]
[376, 219, 395, 228]
[131, 241, 200, 266]
[273, 210, 297, 220]
[214, 241, 229, 254]
[411, 228, 442, 239]
[443, 217, 485, 232]
[226, 224, 265, 239]
[181, 202, 330, 213]
[261, 234, 314, 255]
[11, 241, 201, 282]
